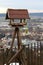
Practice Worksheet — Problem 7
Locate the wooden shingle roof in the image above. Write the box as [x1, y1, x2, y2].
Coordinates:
[6, 9, 30, 19]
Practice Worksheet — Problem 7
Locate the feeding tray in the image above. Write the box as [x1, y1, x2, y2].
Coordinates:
[9, 22, 27, 27]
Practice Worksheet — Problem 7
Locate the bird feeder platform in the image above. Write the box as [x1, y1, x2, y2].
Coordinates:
[0, 8, 30, 65]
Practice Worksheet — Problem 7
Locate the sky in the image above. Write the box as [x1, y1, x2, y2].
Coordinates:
[0, 0, 43, 13]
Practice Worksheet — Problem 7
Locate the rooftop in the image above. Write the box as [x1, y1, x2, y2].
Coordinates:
[6, 9, 30, 19]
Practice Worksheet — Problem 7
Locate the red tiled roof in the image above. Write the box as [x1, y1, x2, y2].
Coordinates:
[6, 9, 30, 19]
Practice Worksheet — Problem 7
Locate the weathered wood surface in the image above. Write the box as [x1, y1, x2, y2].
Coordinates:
[7, 47, 23, 65]
[0, 49, 4, 65]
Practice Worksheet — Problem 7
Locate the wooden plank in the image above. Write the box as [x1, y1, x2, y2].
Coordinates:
[10, 30, 16, 50]
[8, 29, 16, 57]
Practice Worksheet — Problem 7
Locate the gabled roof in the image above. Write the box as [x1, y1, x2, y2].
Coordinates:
[6, 9, 30, 19]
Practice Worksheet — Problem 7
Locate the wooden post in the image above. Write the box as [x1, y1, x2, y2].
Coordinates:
[2, 49, 4, 65]
[8, 27, 17, 55]
[10, 29, 16, 50]
[17, 27, 21, 49]
[20, 19, 22, 23]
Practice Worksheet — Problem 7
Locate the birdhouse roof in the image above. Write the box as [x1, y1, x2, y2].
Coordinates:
[6, 9, 30, 19]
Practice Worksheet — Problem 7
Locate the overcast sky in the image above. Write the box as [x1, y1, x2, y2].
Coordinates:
[0, 0, 43, 13]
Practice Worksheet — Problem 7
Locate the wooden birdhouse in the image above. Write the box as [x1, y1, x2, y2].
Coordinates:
[5, 9, 30, 65]
[6, 9, 30, 27]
